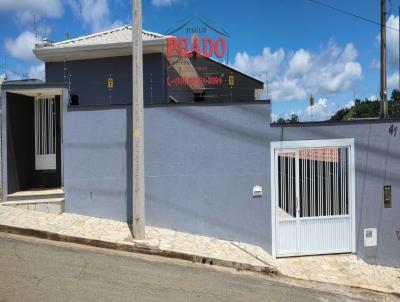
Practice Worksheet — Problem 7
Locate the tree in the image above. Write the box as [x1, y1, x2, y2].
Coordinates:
[329, 91, 400, 121]
[275, 114, 300, 124]
[276, 118, 286, 124]
[391, 89, 400, 119]
[391, 89, 400, 102]
[330, 108, 350, 121]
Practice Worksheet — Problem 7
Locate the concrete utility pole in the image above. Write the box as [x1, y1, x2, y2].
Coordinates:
[381, 0, 388, 119]
[132, 0, 145, 239]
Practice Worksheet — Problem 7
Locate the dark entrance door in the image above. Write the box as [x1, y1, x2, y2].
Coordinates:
[7, 93, 61, 195]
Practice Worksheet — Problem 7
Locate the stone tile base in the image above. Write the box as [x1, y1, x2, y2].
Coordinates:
[2, 199, 64, 214]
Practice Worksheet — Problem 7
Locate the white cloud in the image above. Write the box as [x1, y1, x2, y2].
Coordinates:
[368, 95, 378, 101]
[382, 15, 399, 69]
[0, 70, 21, 82]
[27, 63, 45, 80]
[269, 77, 306, 101]
[270, 112, 279, 122]
[4, 31, 37, 61]
[387, 72, 399, 91]
[370, 59, 380, 70]
[375, 14, 400, 71]
[287, 49, 311, 76]
[274, 97, 340, 122]
[234, 47, 285, 80]
[304, 98, 338, 119]
[233, 40, 362, 102]
[0, 0, 63, 18]
[345, 100, 355, 108]
[67, 0, 123, 32]
[152, 0, 178, 7]
[0, 0, 62, 25]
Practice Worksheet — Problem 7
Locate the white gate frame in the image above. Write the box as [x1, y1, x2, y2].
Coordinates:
[270, 138, 356, 257]
[35, 96, 57, 170]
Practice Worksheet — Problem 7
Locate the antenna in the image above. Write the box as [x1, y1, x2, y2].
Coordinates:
[33, 14, 38, 40]
[4, 55, 7, 81]
[63, 56, 67, 84]
[68, 74, 72, 92]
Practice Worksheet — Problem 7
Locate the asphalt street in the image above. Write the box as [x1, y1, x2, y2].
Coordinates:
[0, 232, 394, 302]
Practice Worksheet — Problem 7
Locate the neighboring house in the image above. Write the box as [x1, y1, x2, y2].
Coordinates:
[1, 26, 399, 269]
[35, 25, 263, 106]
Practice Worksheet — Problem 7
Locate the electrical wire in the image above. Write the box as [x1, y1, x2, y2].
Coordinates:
[305, 0, 399, 32]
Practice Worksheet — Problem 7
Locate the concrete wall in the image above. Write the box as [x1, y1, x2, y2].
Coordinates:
[63, 103, 271, 251]
[62, 99, 400, 267]
[145, 104, 271, 251]
[63, 104, 132, 221]
[267, 122, 400, 267]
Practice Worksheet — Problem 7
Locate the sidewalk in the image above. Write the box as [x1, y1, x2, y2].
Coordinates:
[0, 204, 399, 294]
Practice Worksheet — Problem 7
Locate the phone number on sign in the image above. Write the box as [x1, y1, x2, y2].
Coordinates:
[167, 76, 223, 86]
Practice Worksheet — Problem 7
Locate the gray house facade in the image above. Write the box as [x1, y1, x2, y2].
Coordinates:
[1, 26, 399, 268]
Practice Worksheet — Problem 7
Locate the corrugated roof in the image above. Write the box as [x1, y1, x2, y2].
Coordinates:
[47, 25, 163, 48]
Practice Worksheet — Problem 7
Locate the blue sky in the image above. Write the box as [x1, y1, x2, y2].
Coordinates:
[0, 0, 398, 121]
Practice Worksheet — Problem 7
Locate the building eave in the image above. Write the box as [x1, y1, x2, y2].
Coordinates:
[2, 83, 68, 97]
[34, 38, 167, 62]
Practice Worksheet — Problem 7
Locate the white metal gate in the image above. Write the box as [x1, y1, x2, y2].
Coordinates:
[272, 140, 355, 257]
[34, 97, 56, 170]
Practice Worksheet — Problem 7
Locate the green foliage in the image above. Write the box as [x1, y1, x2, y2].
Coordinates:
[276, 114, 299, 124]
[329, 90, 400, 121]
[330, 107, 351, 121]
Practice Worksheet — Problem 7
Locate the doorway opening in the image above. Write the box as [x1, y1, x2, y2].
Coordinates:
[6, 92, 62, 196]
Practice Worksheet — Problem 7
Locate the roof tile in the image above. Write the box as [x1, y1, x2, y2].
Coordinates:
[49, 25, 163, 48]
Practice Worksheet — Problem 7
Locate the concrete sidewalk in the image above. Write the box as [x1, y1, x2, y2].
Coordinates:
[0, 205, 399, 295]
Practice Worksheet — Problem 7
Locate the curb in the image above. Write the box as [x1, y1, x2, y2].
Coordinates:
[0, 224, 278, 276]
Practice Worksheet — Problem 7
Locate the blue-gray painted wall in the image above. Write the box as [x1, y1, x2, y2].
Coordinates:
[63, 104, 132, 221]
[267, 122, 400, 268]
[63, 102, 271, 252]
[144, 104, 271, 251]
[62, 100, 400, 267]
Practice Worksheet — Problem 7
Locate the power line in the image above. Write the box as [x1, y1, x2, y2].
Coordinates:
[305, 0, 399, 32]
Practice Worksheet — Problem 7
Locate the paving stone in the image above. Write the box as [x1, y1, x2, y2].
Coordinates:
[0, 204, 399, 293]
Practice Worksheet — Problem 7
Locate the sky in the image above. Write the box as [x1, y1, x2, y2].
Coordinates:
[0, 0, 399, 121]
